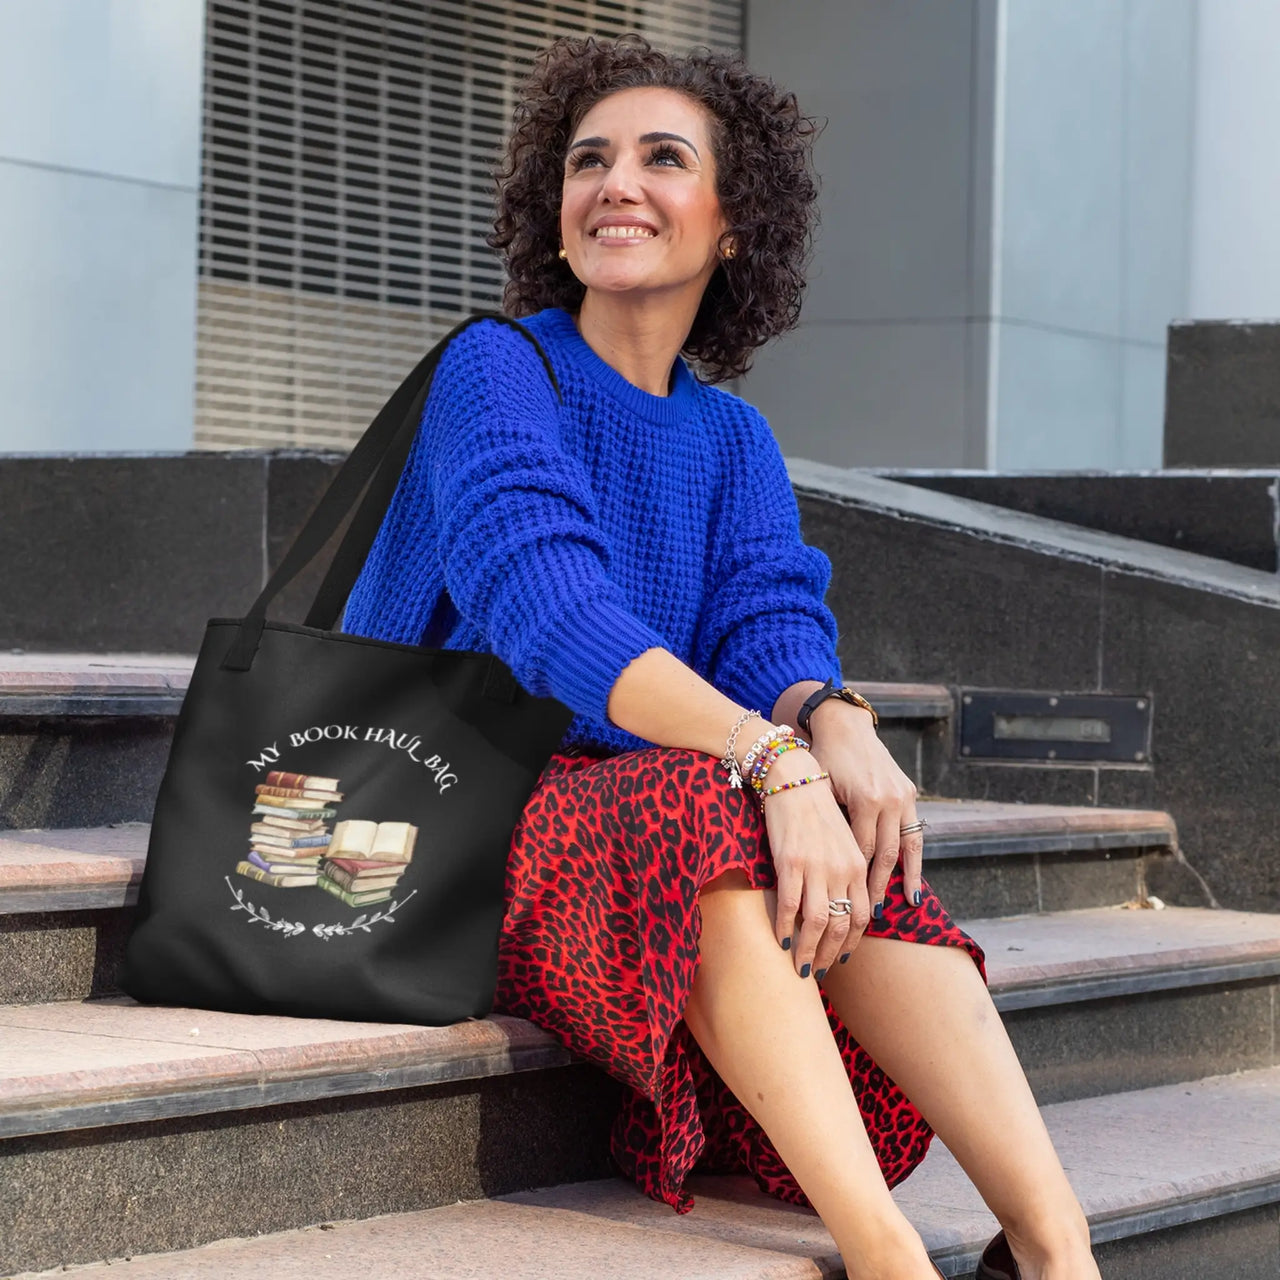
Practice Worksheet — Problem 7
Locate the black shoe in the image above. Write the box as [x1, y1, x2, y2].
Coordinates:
[975, 1230, 1021, 1280]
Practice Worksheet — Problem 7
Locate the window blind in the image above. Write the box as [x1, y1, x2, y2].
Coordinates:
[195, 0, 744, 449]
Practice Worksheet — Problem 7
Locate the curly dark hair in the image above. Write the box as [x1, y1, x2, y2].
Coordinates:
[486, 32, 827, 383]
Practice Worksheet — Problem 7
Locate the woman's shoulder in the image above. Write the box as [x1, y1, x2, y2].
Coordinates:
[692, 379, 777, 454]
[429, 310, 565, 410]
[436, 309, 558, 369]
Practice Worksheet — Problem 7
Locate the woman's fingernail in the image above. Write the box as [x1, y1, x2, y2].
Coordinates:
[872, 900, 884, 920]
[799, 962, 811, 978]
[781, 935, 792, 951]
[912, 889, 922, 906]
[839, 952, 851, 964]
[815, 967, 827, 980]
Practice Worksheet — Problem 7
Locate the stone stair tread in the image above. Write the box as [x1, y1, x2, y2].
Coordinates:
[0, 999, 572, 1137]
[0, 657, 943, 702]
[0, 653, 195, 716]
[850, 679, 950, 698]
[13, 1193, 831, 1280]
[11, 1066, 1280, 1278]
[837, 678, 952, 718]
[896, 1066, 1280, 1258]
[971, 904, 1280, 989]
[913, 797, 1174, 835]
[0, 825, 149, 906]
[3, 906, 1274, 1139]
[0, 655, 955, 721]
[0, 797, 1175, 914]
[0, 652, 196, 691]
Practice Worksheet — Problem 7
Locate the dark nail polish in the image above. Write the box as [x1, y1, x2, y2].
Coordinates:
[912, 889, 922, 906]
[872, 900, 884, 920]
[815, 967, 827, 980]
[781, 935, 792, 951]
[839, 952, 851, 964]
[799, 962, 811, 978]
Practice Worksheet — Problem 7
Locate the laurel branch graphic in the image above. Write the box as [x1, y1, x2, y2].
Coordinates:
[224, 876, 418, 940]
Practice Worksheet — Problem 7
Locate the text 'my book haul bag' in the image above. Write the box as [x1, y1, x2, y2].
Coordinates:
[119, 313, 576, 1026]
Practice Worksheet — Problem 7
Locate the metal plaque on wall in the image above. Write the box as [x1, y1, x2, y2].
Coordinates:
[958, 690, 1153, 763]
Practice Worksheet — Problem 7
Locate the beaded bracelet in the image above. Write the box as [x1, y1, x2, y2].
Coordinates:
[743, 735, 794, 792]
[747, 727, 814, 803]
[722, 715, 825, 809]
[741, 723, 796, 778]
[762, 770, 831, 800]
[748, 738, 804, 794]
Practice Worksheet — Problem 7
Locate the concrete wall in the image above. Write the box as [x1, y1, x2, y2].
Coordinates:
[741, 0, 995, 469]
[1187, 0, 1280, 321]
[742, 0, 1196, 471]
[4, 0, 1275, 463]
[992, 0, 1196, 470]
[0, 0, 204, 451]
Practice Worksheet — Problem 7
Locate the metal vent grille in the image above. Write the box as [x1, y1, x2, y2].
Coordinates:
[195, 0, 744, 449]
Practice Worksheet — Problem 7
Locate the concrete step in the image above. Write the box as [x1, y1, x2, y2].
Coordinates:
[0, 654, 194, 830]
[0, 656, 1195, 916]
[0, 995, 622, 1276]
[0, 661, 952, 722]
[0, 823, 151, 1004]
[0, 1000, 578, 1140]
[910, 797, 1194, 917]
[2, 905, 1277, 1274]
[0, 823, 149, 914]
[0, 799, 1187, 1004]
[0, 657, 954, 829]
[974, 906, 1280, 1103]
[3, 906, 1275, 1133]
[0, 653, 195, 716]
[9, 1066, 1280, 1279]
[0, 799, 1178, 918]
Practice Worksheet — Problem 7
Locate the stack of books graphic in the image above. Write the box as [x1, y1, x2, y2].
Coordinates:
[316, 820, 418, 907]
[236, 771, 343, 889]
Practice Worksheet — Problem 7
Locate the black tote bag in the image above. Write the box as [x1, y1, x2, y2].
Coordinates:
[119, 312, 576, 1026]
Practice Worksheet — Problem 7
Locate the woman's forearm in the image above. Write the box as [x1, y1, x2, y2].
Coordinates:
[605, 653, 852, 768]
[605, 646, 794, 770]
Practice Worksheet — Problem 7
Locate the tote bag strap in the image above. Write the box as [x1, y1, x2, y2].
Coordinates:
[221, 311, 563, 674]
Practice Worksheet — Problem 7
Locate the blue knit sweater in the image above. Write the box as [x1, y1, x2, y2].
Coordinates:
[341, 305, 843, 756]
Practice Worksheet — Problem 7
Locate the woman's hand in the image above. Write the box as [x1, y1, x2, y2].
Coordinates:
[760, 745, 872, 979]
[806, 703, 925, 917]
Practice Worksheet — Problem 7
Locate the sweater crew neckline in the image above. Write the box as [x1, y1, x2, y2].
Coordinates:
[540, 307, 697, 426]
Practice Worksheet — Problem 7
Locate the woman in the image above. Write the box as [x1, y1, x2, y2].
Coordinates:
[343, 32, 1100, 1280]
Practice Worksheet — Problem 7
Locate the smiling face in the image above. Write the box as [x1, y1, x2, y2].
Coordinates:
[560, 85, 731, 303]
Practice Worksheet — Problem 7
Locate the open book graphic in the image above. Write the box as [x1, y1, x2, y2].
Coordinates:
[327, 820, 418, 864]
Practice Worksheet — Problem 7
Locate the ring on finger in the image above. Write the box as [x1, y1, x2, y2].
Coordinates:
[827, 897, 853, 915]
[899, 818, 928, 836]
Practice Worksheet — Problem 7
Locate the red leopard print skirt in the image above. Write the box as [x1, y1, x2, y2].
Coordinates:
[492, 745, 988, 1214]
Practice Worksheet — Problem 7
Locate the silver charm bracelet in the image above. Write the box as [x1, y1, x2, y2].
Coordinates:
[721, 709, 763, 789]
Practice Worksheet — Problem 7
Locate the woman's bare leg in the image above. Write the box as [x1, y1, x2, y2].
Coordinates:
[683, 871, 938, 1280]
[820, 933, 1099, 1280]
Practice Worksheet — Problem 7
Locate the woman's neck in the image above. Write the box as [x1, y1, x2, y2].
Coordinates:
[572, 292, 696, 397]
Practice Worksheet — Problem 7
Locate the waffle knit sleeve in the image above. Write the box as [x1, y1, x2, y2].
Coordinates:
[344, 318, 671, 723]
[693, 406, 843, 720]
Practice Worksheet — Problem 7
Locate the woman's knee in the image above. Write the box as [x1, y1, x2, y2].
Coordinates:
[698, 872, 777, 940]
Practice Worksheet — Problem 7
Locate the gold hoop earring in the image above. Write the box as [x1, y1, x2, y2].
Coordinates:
[558, 247, 568, 260]
[722, 241, 736, 260]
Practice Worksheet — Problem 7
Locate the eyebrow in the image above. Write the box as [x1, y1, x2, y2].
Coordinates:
[566, 131, 699, 159]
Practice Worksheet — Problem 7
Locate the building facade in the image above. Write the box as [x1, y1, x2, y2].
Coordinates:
[1, 0, 1277, 466]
